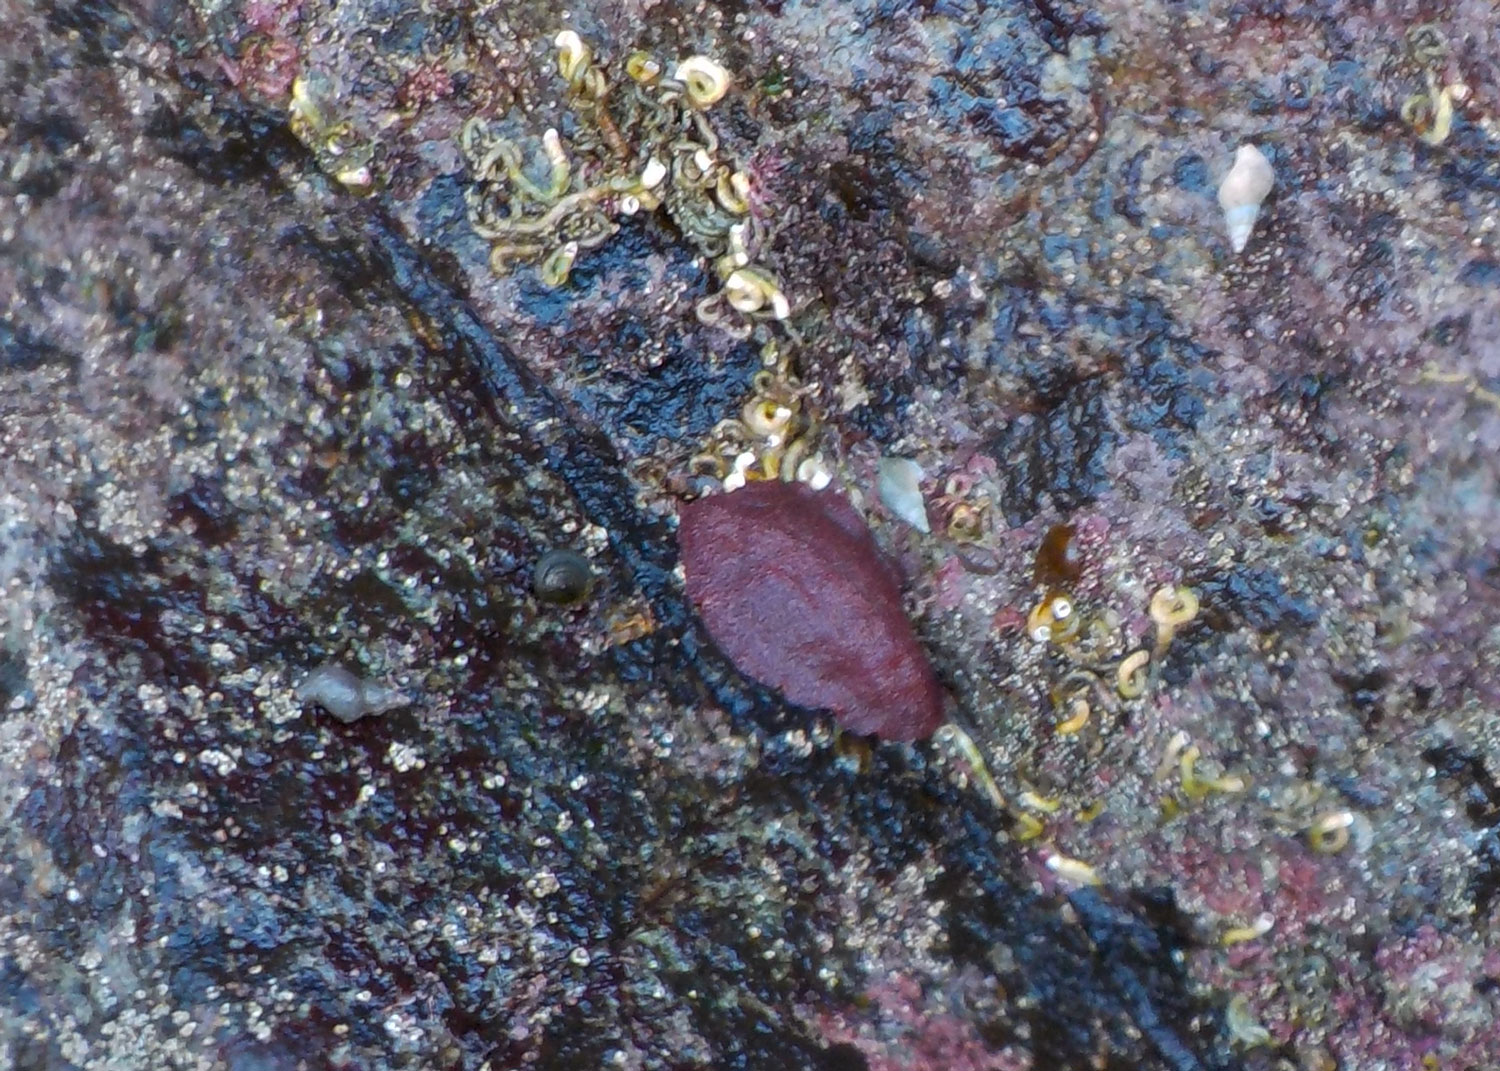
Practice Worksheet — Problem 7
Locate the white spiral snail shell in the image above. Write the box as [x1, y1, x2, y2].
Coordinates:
[1217, 144, 1275, 254]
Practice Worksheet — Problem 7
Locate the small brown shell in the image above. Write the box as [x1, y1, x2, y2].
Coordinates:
[1033, 522, 1082, 587]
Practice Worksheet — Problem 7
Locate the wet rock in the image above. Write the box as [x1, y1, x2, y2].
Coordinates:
[987, 379, 1117, 526]
[1194, 564, 1318, 634]
[6, 0, 1500, 1069]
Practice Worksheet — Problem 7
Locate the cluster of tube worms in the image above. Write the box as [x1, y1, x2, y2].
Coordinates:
[460, 31, 788, 334]
[685, 343, 831, 492]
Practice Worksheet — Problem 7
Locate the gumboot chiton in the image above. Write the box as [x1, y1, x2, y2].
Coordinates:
[677, 480, 945, 740]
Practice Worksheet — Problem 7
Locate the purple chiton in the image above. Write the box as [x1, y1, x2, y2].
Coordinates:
[677, 480, 945, 740]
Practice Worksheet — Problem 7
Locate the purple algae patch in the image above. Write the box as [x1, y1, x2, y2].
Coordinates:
[678, 481, 945, 740]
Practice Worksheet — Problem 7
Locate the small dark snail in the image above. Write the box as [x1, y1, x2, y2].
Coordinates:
[296, 664, 406, 723]
[533, 549, 594, 605]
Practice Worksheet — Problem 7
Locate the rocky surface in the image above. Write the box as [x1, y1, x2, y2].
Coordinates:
[2, 0, 1498, 1068]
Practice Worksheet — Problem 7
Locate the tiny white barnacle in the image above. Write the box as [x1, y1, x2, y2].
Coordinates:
[541, 241, 580, 287]
[1045, 852, 1101, 887]
[725, 223, 751, 268]
[1217, 144, 1275, 254]
[625, 51, 663, 86]
[639, 157, 668, 190]
[674, 56, 732, 107]
[797, 456, 833, 491]
[722, 450, 758, 492]
[724, 268, 790, 319]
[554, 31, 590, 83]
[715, 171, 752, 215]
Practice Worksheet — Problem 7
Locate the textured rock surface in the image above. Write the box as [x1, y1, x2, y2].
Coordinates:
[2, 0, 1498, 1069]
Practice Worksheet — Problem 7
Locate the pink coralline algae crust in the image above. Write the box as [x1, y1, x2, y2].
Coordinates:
[818, 974, 1033, 1071]
[677, 481, 945, 740]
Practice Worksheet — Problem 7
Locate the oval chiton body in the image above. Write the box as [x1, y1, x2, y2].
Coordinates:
[677, 480, 944, 740]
